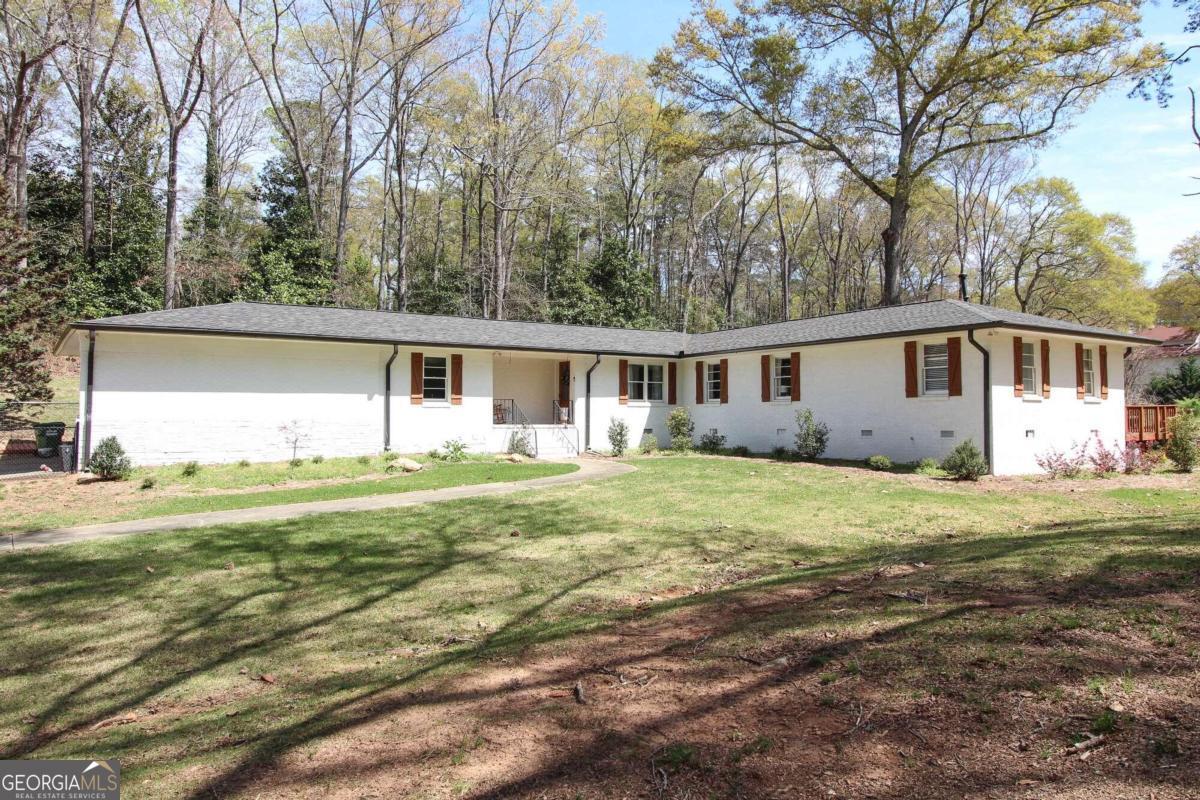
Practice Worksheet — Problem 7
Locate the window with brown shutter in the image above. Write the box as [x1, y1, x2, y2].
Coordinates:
[903, 341, 918, 398]
[760, 355, 770, 402]
[1012, 336, 1023, 397]
[410, 352, 423, 404]
[668, 362, 677, 405]
[695, 361, 704, 403]
[618, 359, 628, 405]
[947, 337, 962, 396]
[450, 354, 463, 405]
[1040, 339, 1050, 398]
[791, 352, 801, 401]
[719, 359, 729, 404]
[1099, 345, 1108, 399]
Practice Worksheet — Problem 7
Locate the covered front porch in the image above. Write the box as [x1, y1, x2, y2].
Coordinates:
[491, 353, 573, 426]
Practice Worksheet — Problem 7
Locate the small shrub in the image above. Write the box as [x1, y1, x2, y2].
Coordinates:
[442, 438, 468, 462]
[237, 459, 251, 468]
[638, 433, 658, 454]
[311, 454, 325, 464]
[356, 455, 371, 465]
[1165, 412, 1199, 472]
[696, 430, 726, 453]
[666, 408, 694, 451]
[381, 450, 400, 462]
[1035, 444, 1087, 479]
[88, 437, 132, 480]
[1127, 446, 1165, 474]
[793, 408, 830, 460]
[180, 460, 201, 477]
[1178, 397, 1200, 415]
[771, 445, 792, 461]
[288, 458, 303, 468]
[1091, 709, 1119, 735]
[508, 429, 535, 458]
[866, 454, 892, 471]
[729, 444, 751, 457]
[1087, 436, 1121, 477]
[426, 448, 442, 460]
[941, 439, 988, 481]
[139, 476, 157, 490]
[914, 457, 941, 476]
[607, 418, 630, 456]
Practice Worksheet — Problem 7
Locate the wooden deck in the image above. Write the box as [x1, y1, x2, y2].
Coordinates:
[1126, 405, 1177, 444]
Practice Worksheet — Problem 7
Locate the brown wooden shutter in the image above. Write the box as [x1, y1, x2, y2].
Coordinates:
[450, 354, 463, 405]
[790, 352, 801, 401]
[1040, 339, 1050, 398]
[947, 337, 962, 397]
[1075, 343, 1085, 399]
[410, 352, 423, 404]
[760, 355, 771, 402]
[1012, 336, 1023, 397]
[719, 358, 729, 404]
[558, 360, 570, 408]
[668, 362, 677, 405]
[1099, 345, 1108, 399]
[618, 359, 628, 405]
[695, 361, 704, 403]
[904, 341, 918, 398]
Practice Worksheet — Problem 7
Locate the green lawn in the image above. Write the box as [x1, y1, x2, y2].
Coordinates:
[1, 457, 577, 533]
[0, 457, 1196, 798]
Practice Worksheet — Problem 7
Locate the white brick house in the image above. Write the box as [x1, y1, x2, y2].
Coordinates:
[55, 300, 1151, 475]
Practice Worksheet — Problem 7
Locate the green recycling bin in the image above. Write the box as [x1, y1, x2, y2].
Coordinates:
[34, 422, 66, 457]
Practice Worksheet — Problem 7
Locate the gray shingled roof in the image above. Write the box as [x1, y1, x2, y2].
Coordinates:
[72, 299, 1153, 356]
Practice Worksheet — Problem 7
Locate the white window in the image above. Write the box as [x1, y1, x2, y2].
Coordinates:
[627, 363, 664, 402]
[772, 355, 793, 400]
[921, 343, 949, 395]
[423, 356, 448, 401]
[1082, 347, 1097, 398]
[1021, 342, 1037, 393]
[705, 363, 722, 402]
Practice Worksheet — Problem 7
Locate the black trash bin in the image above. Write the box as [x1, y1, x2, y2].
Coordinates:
[34, 422, 66, 457]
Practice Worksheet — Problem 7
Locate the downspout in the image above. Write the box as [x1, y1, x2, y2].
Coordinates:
[82, 329, 96, 470]
[584, 354, 601, 451]
[383, 345, 398, 451]
[966, 329, 992, 475]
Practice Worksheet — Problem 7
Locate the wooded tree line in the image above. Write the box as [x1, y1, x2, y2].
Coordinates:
[0, 0, 1183, 364]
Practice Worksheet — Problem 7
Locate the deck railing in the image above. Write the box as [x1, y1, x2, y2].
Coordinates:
[1125, 404, 1177, 444]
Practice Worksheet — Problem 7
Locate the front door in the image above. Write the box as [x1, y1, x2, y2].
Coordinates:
[557, 361, 571, 422]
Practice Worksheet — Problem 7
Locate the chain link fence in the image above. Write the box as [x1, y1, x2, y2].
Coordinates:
[0, 402, 79, 476]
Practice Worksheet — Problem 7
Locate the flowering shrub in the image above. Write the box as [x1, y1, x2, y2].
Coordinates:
[1121, 445, 1164, 475]
[1087, 436, 1122, 477]
[1035, 443, 1087, 479]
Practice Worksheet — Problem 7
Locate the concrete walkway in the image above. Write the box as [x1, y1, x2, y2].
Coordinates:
[7, 458, 635, 551]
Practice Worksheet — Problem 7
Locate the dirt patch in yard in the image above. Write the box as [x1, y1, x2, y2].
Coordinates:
[183, 566, 1200, 800]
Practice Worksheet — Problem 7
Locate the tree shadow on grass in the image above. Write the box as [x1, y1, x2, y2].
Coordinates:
[1, 498, 1197, 798]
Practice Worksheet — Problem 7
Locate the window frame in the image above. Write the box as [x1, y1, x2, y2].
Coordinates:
[626, 361, 666, 404]
[771, 354, 793, 401]
[920, 342, 950, 397]
[422, 354, 449, 403]
[1081, 346, 1098, 399]
[705, 362, 722, 403]
[1021, 341, 1039, 401]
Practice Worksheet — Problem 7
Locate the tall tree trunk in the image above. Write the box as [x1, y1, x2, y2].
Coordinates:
[79, 63, 95, 261]
[163, 127, 181, 308]
[771, 132, 789, 320]
[880, 195, 908, 306]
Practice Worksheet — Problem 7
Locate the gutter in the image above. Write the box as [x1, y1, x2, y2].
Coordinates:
[584, 354, 601, 451]
[966, 330, 992, 475]
[81, 330, 96, 470]
[383, 345, 398, 451]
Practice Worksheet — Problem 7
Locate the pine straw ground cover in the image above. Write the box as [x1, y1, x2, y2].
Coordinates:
[0, 456, 1196, 799]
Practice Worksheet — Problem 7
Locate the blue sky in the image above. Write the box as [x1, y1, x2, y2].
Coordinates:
[576, 0, 1199, 281]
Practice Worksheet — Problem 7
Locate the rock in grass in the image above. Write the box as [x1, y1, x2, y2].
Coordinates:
[395, 457, 423, 473]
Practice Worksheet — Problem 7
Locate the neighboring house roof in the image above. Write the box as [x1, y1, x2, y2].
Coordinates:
[1138, 325, 1190, 342]
[66, 299, 1155, 358]
[1129, 327, 1200, 362]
